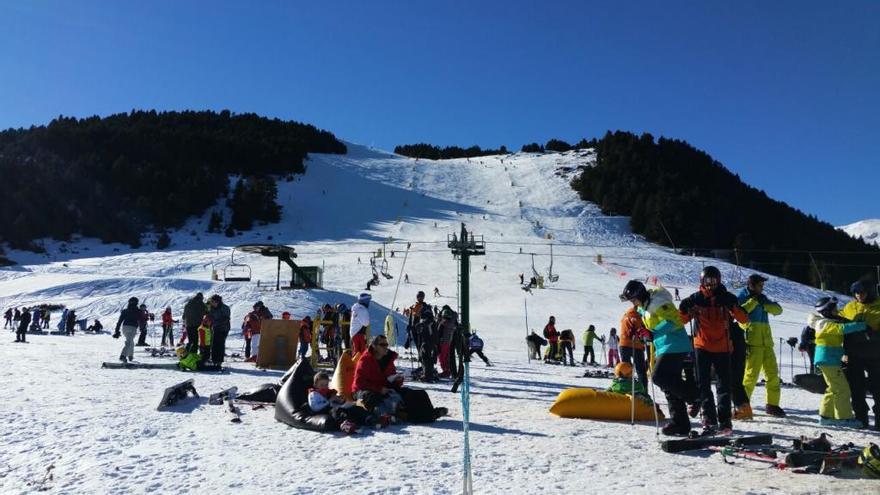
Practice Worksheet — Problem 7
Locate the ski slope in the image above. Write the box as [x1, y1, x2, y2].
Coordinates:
[0, 144, 877, 494]
[840, 219, 880, 246]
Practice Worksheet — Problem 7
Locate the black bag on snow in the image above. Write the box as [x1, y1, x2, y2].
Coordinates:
[399, 387, 437, 423]
[238, 383, 281, 403]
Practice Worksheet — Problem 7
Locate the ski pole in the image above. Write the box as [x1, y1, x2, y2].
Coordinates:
[801, 351, 808, 374]
[631, 355, 636, 426]
[778, 337, 783, 384]
[524, 297, 530, 363]
[648, 343, 661, 439]
[790, 345, 794, 383]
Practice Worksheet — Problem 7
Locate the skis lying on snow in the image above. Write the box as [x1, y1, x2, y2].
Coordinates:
[157, 379, 198, 410]
[102, 362, 180, 370]
[660, 434, 773, 453]
[582, 369, 613, 379]
[209, 386, 238, 405]
[209, 387, 242, 422]
[709, 445, 861, 474]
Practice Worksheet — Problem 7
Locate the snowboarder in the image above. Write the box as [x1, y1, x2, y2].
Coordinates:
[606, 328, 620, 368]
[559, 329, 576, 366]
[679, 266, 749, 435]
[114, 297, 142, 362]
[581, 325, 599, 365]
[808, 295, 866, 426]
[160, 307, 177, 347]
[15, 307, 31, 343]
[468, 331, 492, 366]
[840, 280, 880, 429]
[183, 292, 206, 353]
[207, 294, 231, 365]
[620, 307, 649, 387]
[350, 293, 371, 356]
[620, 279, 695, 436]
[738, 274, 786, 418]
[543, 316, 559, 362]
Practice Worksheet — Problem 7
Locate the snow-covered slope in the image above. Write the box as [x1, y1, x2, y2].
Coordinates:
[839, 219, 880, 246]
[0, 144, 874, 494]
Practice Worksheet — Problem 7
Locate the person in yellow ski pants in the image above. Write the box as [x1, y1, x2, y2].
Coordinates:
[738, 274, 786, 417]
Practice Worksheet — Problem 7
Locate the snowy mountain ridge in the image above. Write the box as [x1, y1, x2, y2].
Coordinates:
[839, 218, 880, 246]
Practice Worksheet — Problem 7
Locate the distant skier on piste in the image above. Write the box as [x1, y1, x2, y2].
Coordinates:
[678, 266, 749, 435]
[114, 297, 142, 362]
[543, 316, 559, 363]
[620, 279, 696, 436]
[15, 307, 31, 343]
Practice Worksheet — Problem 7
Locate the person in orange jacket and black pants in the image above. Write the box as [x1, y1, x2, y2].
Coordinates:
[620, 307, 649, 387]
[679, 266, 749, 435]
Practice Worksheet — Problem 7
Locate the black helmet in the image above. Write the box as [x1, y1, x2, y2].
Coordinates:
[620, 280, 648, 303]
[814, 296, 838, 315]
[851, 280, 869, 295]
[416, 291, 425, 299]
[128, 297, 139, 305]
[700, 266, 722, 285]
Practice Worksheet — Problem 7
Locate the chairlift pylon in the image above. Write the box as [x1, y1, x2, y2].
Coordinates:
[223, 247, 252, 282]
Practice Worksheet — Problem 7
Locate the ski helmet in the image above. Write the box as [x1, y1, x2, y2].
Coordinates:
[858, 443, 880, 478]
[700, 266, 722, 285]
[814, 296, 838, 316]
[619, 280, 648, 303]
[175, 346, 187, 358]
[128, 297, 139, 305]
[416, 290, 425, 299]
[614, 362, 633, 379]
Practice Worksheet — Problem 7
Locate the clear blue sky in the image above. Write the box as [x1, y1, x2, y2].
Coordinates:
[1, 1, 877, 225]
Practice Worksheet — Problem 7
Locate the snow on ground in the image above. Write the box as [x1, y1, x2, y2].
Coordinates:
[1, 144, 878, 494]
[839, 219, 880, 246]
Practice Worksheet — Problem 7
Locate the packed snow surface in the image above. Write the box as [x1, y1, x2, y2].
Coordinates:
[839, 219, 880, 246]
[1, 145, 877, 494]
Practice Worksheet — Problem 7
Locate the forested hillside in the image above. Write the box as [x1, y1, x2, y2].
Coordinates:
[0, 110, 346, 251]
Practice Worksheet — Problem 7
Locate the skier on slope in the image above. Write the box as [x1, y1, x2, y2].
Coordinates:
[207, 294, 231, 366]
[738, 274, 786, 418]
[114, 297, 142, 362]
[160, 307, 177, 347]
[468, 330, 492, 366]
[183, 292, 206, 353]
[15, 307, 31, 343]
[807, 296, 866, 426]
[679, 266, 749, 435]
[840, 280, 880, 429]
[620, 280, 696, 436]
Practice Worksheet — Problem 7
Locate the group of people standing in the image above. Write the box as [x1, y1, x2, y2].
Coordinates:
[537, 318, 623, 368]
[7, 306, 89, 342]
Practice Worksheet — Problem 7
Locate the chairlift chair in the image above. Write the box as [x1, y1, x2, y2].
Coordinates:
[380, 258, 393, 280]
[547, 244, 559, 283]
[223, 248, 252, 282]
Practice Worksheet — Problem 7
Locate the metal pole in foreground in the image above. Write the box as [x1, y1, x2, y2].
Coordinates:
[525, 297, 531, 363]
[448, 223, 484, 495]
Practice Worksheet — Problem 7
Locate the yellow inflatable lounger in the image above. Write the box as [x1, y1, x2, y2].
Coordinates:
[331, 350, 356, 401]
[549, 388, 664, 421]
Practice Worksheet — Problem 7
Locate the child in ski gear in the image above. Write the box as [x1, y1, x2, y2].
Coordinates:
[808, 296, 866, 426]
[738, 274, 786, 418]
[135, 304, 149, 346]
[543, 316, 559, 362]
[799, 325, 817, 374]
[679, 266, 749, 433]
[242, 301, 272, 361]
[582, 325, 598, 365]
[468, 331, 491, 366]
[559, 329, 576, 366]
[351, 293, 371, 356]
[196, 315, 213, 360]
[621, 279, 695, 436]
[15, 307, 31, 343]
[308, 372, 369, 429]
[299, 316, 312, 360]
[114, 298, 141, 362]
[620, 308, 649, 387]
[606, 362, 652, 405]
[840, 280, 880, 428]
[161, 307, 177, 347]
[606, 328, 620, 368]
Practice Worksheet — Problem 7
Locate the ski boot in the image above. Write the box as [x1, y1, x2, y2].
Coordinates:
[687, 403, 700, 418]
[733, 403, 754, 420]
[765, 404, 786, 418]
[661, 421, 691, 437]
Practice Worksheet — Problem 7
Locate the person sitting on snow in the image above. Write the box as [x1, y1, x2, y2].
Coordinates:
[308, 372, 368, 433]
[352, 335, 403, 427]
[606, 362, 653, 405]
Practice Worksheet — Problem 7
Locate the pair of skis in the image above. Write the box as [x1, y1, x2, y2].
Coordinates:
[710, 444, 861, 475]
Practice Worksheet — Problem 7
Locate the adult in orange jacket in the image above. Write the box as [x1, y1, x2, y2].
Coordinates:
[679, 266, 749, 434]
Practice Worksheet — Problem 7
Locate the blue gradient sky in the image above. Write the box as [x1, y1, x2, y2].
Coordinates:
[1, 1, 877, 225]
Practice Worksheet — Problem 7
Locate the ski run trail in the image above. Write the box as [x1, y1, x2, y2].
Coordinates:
[1, 144, 877, 494]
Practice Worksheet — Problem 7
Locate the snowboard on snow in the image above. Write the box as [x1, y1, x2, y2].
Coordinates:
[661, 433, 773, 453]
[157, 379, 198, 410]
[209, 386, 238, 405]
[794, 373, 827, 394]
[102, 362, 180, 370]
[582, 369, 614, 379]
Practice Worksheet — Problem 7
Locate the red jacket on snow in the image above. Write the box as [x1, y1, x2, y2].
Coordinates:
[543, 323, 559, 343]
[353, 350, 399, 394]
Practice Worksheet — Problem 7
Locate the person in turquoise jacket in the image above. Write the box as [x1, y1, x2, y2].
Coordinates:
[737, 274, 786, 418]
[620, 280, 695, 436]
[807, 296, 867, 427]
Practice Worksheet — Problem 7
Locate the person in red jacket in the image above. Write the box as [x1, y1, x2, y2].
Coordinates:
[353, 335, 403, 422]
[298, 316, 313, 360]
[679, 266, 749, 434]
[543, 316, 559, 362]
[160, 307, 178, 347]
